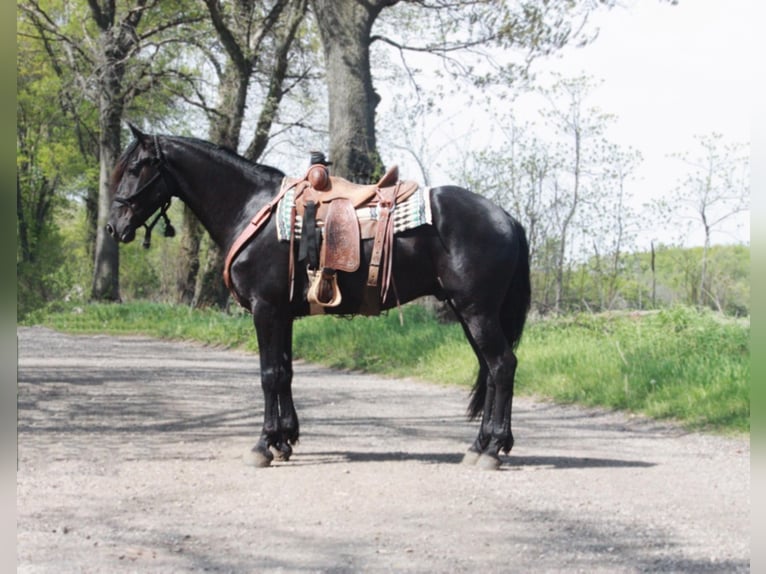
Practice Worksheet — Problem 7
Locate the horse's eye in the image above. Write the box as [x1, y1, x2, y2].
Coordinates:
[128, 159, 145, 176]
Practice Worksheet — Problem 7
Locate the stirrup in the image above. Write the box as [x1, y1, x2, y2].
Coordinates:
[307, 268, 342, 307]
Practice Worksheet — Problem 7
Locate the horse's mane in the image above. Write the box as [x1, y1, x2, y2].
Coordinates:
[171, 135, 285, 180]
[110, 134, 285, 197]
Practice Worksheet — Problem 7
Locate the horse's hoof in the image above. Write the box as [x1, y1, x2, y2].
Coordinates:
[477, 453, 501, 471]
[461, 449, 481, 466]
[244, 446, 273, 468]
[272, 443, 292, 462]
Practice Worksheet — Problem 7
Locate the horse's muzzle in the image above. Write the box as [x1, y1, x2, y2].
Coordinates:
[106, 223, 136, 243]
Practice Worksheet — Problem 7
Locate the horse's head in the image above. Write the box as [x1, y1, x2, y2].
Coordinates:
[106, 123, 175, 247]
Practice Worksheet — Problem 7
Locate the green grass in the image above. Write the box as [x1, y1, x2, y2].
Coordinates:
[21, 302, 749, 434]
[516, 308, 749, 433]
[292, 305, 476, 385]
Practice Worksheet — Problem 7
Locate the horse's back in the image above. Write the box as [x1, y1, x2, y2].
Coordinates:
[428, 185, 527, 304]
[429, 185, 523, 258]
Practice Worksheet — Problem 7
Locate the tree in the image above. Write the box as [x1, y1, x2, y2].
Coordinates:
[310, 0, 608, 182]
[670, 133, 750, 308]
[538, 75, 616, 312]
[176, 0, 312, 308]
[16, 33, 91, 315]
[19, 0, 205, 301]
[18, 1, 100, 290]
[582, 144, 642, 310]
[458, 74, 645, 314]
[309, 0, 394, 182]
[462, 117, 557, 266]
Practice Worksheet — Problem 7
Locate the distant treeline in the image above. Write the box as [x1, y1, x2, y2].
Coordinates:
[533, 242, 749, 317]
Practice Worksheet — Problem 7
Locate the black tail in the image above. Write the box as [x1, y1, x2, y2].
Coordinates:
[468, 218, 531, 420]
[501, 219, 531, 349]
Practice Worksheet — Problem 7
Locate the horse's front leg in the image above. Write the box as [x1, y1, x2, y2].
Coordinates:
[247, 302, 298, 467]
[273, 318, 299, 461]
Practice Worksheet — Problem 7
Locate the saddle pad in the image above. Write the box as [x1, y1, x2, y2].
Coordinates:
[276, 185, 433, 242]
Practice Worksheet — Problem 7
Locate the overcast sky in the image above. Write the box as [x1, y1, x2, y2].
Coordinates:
[378, 0, 751, 248]
[547, 0, 751, 246]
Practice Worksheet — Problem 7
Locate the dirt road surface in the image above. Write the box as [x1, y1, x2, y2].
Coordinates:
[17, 326, 749, 573]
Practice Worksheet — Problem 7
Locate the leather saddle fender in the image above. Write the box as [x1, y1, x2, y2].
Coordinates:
[322, 198, 360, 272]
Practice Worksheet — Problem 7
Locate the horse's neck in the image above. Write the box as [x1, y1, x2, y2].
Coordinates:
[166, 141, 275, 249]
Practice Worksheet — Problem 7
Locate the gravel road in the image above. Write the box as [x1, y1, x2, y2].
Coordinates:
[17, 326, 749, 573]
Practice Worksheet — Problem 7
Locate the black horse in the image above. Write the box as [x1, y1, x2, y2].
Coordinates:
[107, 124, 530, 470]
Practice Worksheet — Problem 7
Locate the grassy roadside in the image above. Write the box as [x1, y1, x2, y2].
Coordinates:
[21, 302, 749, 434]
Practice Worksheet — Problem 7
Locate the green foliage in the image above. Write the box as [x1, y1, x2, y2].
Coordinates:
[116, 202, 186, 303]
[16, 22, 98, 319]
[625, 244, 749, 315]
[537, 243, 750, 316]
[25, 302, 749, 434]
[17, 0, 212, 315]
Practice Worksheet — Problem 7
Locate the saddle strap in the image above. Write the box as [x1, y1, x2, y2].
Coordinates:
[367, 184, 399, 302]
[298, 200, 319, 268]
[288, 199, 297, 301]
[224, 178, 300, 308]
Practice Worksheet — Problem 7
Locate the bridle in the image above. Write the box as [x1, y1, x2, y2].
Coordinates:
[113, 135, 175, 248]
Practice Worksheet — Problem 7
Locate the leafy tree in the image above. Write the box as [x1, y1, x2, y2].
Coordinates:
[582, 144, 643, 310]
[461, 75, 636, 314]
[177, 0, 313, 308]
[705, 244, 749, 316]
[638, 244, 749, 315]
[539, 75, 618, 312]
[17, 14, 96, 316]
[670, 133, 750, 308]
[309, 0, 609, 182]
[19, 0, 206, 301]
[461, 117, 558, 267]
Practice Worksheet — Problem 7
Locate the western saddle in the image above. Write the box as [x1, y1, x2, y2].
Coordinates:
[284, 157, 419, 309]
[222, 153, 419, 311]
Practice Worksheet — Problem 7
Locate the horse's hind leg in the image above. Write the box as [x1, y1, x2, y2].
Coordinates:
[445, 302, 492, 465]
[456, 308, 518, 470]
[460, 361, 493, 467]
[247, 303, 299, 467]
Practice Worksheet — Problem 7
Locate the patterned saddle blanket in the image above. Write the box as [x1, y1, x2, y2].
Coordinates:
[276, 184, 433, 242]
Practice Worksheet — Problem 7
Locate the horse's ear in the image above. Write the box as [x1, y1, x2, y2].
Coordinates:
[127, 121, 147, 142]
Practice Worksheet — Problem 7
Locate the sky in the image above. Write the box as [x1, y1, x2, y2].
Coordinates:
[546, 0, 751, 246]
[378, 0, 752, 248]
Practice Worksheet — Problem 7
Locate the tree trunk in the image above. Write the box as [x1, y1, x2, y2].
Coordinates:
[210, 66, 251, 151]
[194, 238, 229, 308]
[176, 204, 203, 305]
[88, 2, 149, 301]
[243, 0, 307, 161]
[311, 0, 387, 182]
[90, 30, 126, 301]
[90, 132, 121, 300]
[699, 223, 711, 309]
[651, 240, 656, 309]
